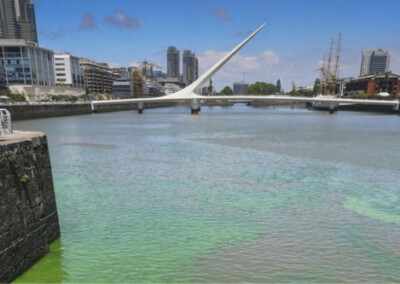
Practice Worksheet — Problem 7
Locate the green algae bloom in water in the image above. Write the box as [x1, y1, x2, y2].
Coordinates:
[343, 191, 400, 225]
[13, 107, 400, 283]
[14, 239, 66, 283]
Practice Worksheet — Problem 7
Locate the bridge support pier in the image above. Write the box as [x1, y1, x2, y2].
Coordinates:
[394, 101, 400, 114]
[138, 102, 144, 114]
[91, 102, 97, 113]
[329, 103, 338, 114]
[190, 99, 201, 115]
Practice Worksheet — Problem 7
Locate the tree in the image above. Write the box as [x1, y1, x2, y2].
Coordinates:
[248, 81, 277, 95]
[220, 86, 233, 95]
[355, 91, 368, 99]
[79, 93, 90, 101]
[0, 86, 11, 97]
[9, 93, 26, 102]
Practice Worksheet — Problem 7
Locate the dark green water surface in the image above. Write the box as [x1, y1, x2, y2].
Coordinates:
[13, 106, 400, 282]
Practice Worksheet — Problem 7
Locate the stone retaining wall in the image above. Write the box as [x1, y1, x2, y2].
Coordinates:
[0, 101, 178, 120]
[0, 131, 60, 283]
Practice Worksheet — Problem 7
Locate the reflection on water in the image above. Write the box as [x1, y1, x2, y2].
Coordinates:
[13, 106, 400, 282]
[60, 142, 119, 149]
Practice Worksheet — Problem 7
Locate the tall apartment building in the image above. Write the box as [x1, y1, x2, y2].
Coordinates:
[54, 52, 84, 89]
[182, 50, 198, 86]
[0, 0, 38, 43]
[79, 58, 114, 95]
[360, 49, 391, 76]
[194, 56, 198, 82]
[233, 82, 249, 95]
[167, 46, 179, 79]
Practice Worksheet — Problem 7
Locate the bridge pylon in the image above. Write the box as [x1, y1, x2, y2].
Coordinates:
[138, 102, 144, 114]
[190, 99, 201, 115]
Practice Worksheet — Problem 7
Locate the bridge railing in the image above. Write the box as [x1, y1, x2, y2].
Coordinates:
[0, 108, 12, 135]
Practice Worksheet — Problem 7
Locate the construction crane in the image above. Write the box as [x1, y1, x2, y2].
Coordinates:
[136, 60, 162, 78]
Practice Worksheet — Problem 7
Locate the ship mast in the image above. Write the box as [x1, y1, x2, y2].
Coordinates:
[333, 33, 341, 85]
[320, 34, 341, 95]
[327, 38, 334, 81]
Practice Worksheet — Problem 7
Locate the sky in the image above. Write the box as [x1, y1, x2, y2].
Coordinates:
[32, 0, 400, 91]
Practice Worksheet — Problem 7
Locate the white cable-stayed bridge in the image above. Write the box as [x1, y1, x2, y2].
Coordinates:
[91, 24, 400, 115]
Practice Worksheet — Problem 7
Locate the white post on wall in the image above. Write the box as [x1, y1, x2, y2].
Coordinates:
[0, 108, 12, 135]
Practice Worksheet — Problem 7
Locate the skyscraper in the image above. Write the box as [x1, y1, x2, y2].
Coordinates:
[360, 49, 390, 76]
[194, 56, 198, 82]
[167, 46, 179, 79]
[276, 79, 282, 93]
[182, 50, 198, 86]
[233, 82, 249, 95]
[370, 49, 391, 75]
[0, 0, 38, 43]
[360, 50, 373, 76]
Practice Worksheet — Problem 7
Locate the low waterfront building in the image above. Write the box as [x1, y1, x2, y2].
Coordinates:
[112, 67, 133, 98]
[295, 85, 314, 93]
[345, 72, 400, 97]
[233, 82, 249, 95]
[54, 52, 84, 90]
[163, 82, 181, 95]
[0, 39, 54, 86]
[143, 79, 164, 97]
[79, 58, 114, 96]
[0, 40, 84, 100]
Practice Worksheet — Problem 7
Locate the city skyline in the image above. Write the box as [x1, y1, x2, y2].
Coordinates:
[17, 0, 400, 90]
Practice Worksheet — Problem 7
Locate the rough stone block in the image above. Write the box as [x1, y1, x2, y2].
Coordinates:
[31, 136, 42, 148]
[0, 132, 60, 283]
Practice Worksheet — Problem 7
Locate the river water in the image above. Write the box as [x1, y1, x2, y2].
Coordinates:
[13, 106, 400, 282]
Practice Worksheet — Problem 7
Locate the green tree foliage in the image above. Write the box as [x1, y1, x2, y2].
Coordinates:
[79, 94, 90, 101]
[248, 81, 277, 95]
[0, 87, 11, 97]
[0, 86, 27, 101]
[355, 92, 368, 99]
[290, 90, 314, 97]
[353, 92, 395, 100]
[49, 94, 78, 102]
[9, 93, 26, 102]
[220, 86, 233, 95]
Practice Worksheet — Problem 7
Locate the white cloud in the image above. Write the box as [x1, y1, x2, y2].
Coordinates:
[212, 8, 231, 21]
[108, 62, 122, 68]
[106, 11, 143, 29]
[197, 49, 320, 91]
[78, 12, 97, 31]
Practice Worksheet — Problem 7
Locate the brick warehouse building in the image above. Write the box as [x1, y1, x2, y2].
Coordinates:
[345, 72, 400, 97]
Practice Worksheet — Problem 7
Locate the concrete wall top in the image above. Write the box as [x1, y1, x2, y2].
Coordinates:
[0, 131, 45, 148]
